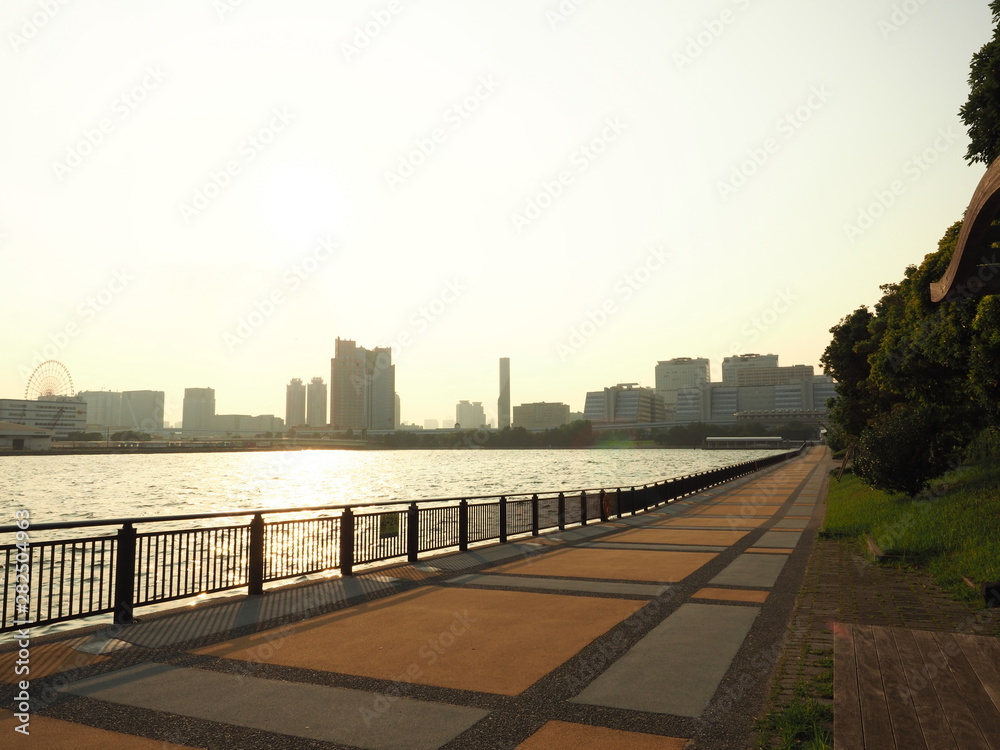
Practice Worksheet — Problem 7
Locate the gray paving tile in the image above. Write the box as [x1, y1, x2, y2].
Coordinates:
[446, 573, 669, 597]
[773, 519, 808, 529]
[754, 530, 802, 548]
[710, 553, 788, 588]
[570, 603, 758, 717]
[59, 662, 488, 750]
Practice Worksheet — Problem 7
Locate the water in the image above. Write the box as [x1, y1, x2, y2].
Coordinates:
[1, 447, 784, 529]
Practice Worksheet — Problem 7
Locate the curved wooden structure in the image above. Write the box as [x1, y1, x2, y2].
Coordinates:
[930, 159, 1000, 302]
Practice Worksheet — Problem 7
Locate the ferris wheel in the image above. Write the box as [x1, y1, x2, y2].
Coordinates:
[25, 360, 75, 400]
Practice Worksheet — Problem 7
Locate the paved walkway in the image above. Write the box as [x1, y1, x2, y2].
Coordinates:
[0, 447, 831, 749]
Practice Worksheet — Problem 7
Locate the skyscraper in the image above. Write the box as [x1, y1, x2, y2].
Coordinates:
[306, 377, 327, 428]
[330, 338, 395, 430]
[121, 390, 165, 431]
[182, 388, 215, 434]
[654, 358, 710, 410]
[498, 357, 510, 429]
[286, 378, 306, 427]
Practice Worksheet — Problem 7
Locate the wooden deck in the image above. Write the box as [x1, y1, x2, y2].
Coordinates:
[834, 624, 1000, 749]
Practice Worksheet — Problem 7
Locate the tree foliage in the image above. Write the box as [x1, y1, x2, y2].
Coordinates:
[960, 1, 1000, 165]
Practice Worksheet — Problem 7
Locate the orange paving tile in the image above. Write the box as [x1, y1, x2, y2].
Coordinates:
[518, 720, 688, 749]
[692, 587, 769, 603]
[703, 503, 784, 511]
[491, 547, 717, 582]
[610, 528, 748, 546]
[0, 642, 109, 684]
[0, 709, 193, 749]
[689, 506, 775, 517]
[196, 586, 644, 696]
[746, 548, 794, 554]
[651, 517, 765, 528]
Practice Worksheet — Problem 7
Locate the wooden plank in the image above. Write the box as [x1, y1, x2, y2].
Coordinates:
[928, 632, 1000, 750]
[909, 629, 990, 749]
[869, 626, 927, 750]
[852, 624, 895, 748]
[834, 623, 865, 750]
[954, 634, 1000, 731]
[890, 628, 959, 749]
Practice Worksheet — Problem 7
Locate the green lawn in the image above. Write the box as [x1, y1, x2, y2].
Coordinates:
[823, 461, 1000, 603]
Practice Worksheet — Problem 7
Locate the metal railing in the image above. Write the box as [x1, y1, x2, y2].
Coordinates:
[0, 447, 804, 632]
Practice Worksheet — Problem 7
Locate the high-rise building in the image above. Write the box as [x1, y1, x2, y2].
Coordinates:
[654, 357, 710, 409]
[286, 378, 306, 427]
[330, 338, 395, 430]
[498, 358, 510, 429]
[306, 377, 327, 428]
[583, 384, 666, 424]
[455, 400, 486, 428]
[513, 402, 570, 430]
[721, 353, 780, 385]
[121, 390, 165, 431]
[182, 388, 215, 434]
[394, 392, 401, 430]
[79, 390, 122, 430]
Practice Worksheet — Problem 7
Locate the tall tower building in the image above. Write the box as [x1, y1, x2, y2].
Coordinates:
[721, 353, 780, 385]
[306, 377, 327, 428]
[654, 358, 710, 410]
[498, 357, 510, 429]
[121, 390, 165, 431]
[182, 388, 215, 434]
[330, 338, 395, 430]
[286, 378, 306, 427]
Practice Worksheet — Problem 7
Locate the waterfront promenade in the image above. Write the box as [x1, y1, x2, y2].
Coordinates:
[1, 447, 830, 749]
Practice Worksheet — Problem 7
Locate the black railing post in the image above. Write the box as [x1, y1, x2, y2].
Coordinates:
[407, 503, 419, 562]
[557, 493, 566, 530]
[340, 507, 354, 576]
[580, 491, 587, 526]
[499, 496, 508, 543]
[113, 523, 137, 625]
[247, 513, 265, 595]
[459, 499, 469, 551]
[599, 489, 608, 522]
[630, 487, 637, 516]
[616, 488, 623, 519]
[531, 494, 540, 536]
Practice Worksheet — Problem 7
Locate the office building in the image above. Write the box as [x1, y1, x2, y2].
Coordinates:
[306, 377, 327, 428]
[121, 390, 165, 431]
[654, 357, 710, 409]
[286, 378, 306, 427]
[424, 419, 439, 430]
[583, 384, 666, 424]
[456, 400, 486, 429]
[212, 414, 284, 434]
[0, 397, 87, 438]
[498, 358, 511, 429]
[79, 390, 122, 430]
[513, 402, 570, 430]
[721, 353, 779, 385]
[330, 338, 395, 430]
[182, 388, 216, 434]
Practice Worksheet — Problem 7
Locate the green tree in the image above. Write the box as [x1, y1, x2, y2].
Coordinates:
[960, 1, 1000, 165]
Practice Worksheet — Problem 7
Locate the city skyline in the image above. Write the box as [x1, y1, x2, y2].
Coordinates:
[1, 2, 993, 426]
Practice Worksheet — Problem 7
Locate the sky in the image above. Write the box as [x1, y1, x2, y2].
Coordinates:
[0, 0, 995, 427]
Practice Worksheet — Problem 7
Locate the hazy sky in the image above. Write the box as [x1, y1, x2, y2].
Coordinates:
[1, 0, 994, 427]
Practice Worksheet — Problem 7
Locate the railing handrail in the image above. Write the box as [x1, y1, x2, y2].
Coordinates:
[0, 450, 799, 534]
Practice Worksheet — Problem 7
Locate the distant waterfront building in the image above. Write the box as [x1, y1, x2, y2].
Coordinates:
[721, 354, 780, 385]
[330, 338, 395, 430]
[424, 419, 439, 430]
[394, 392, 401, 430]
[212, 414, 284, 434]
[498, 358, 511, 429]
[286, 378, 306, 427]
[121, 390, 165, 431]
[306, 377, 327, 428]
[654, 357, 710, 410]
[513, 402, 570, 430]
[456, 400, 486, 429]
[0, 397, 87, 438]
[583, 384, 666, 424]
[0, 421, 53, 451]
[79, 390, 122, 430]
[182, 388, 216, 434]
[677, 367, 834, 425]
